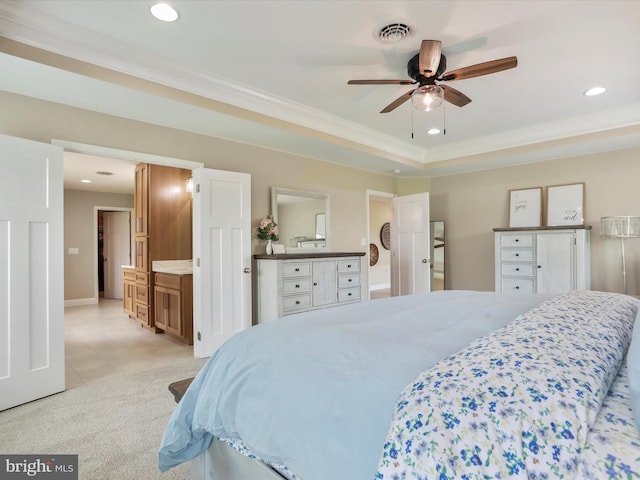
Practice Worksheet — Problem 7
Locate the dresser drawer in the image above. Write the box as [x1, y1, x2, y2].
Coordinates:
[501, 263, 535, 277]
[338, 273, 360, 288]
[500, 248, 534, 262]
[500, 234, 535, 247]
[338, 287, 360, 303]
[155, 272, 183, 290]
[283, 277, 312, 295]
[501, 278, 535, 293]
[337, 258, 360, 273]
[135, 284, 149, 303]
[282, 262, 312, 277]
[282, 294, 312, 312]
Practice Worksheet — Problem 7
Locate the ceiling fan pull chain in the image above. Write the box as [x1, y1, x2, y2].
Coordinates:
[411, 108, 415, 139]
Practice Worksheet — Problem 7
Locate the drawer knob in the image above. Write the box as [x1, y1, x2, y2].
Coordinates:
[538, 265, 542, 269]
[515, 268, 520, 271]
[295, 300, 300, 305]
[347, 292, 352, 296]
[347, 264, 351, 268]
[313, 282, 318, 286]
[515, 286, 520, 290]
[295, 284, 300, 288]
[295, 268, 300, 272]
[515, 253, 519, 257]
[515, 238, 519, 242]
[348, 278, 352, 282]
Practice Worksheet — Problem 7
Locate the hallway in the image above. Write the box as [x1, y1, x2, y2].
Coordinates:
[64, 299, 195, 389]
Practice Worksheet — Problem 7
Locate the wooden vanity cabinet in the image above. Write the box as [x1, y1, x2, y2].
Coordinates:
[125, 163, 192, 332]
[154, 272, 193, 344]
[123, 269, 136, 317]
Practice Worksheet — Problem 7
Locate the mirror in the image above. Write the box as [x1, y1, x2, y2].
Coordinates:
[271, 187, 331, 251]
[430, 221, 445, 291]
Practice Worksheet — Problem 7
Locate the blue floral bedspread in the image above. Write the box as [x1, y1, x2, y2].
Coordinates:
[376, 290, 640, 480]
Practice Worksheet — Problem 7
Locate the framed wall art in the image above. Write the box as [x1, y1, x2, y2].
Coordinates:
[509, 187, 542, 228]
[546, 183, 585, 226]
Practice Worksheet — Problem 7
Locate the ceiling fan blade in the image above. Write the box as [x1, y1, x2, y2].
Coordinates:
[418, 40, 442, 78]
[380, 90, 415, 113]
[441, 85, 472, 107]
[348, 79, 415, 85]
[442, 56, 517, 81]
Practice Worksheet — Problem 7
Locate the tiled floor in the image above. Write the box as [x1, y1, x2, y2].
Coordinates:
[64, 299, 194, 388]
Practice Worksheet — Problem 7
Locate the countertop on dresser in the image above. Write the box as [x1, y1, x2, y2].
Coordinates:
[254, 252, 365, 260]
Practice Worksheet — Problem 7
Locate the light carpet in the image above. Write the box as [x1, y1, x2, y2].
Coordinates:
[0, 357, 208, 479]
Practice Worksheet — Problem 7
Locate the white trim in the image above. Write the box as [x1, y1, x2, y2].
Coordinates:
[64, 297, 97, 307]
[52, 139, 204, 170]
[370, 283, 391, 291]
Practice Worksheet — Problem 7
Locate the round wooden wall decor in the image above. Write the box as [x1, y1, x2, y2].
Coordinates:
[380, 222, 391, 250]
[369, 243, 379, 266]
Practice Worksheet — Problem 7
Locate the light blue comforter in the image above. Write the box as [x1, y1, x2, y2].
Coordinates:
[158, 290, 552, 479]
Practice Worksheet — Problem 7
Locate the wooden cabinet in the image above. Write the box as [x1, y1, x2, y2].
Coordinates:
[125, 163, 192, 331]
[254, 253, 365, 323]
[123, 268, 136, 316]
[154, 272, 193, 344]
[494, 227, 591, 294]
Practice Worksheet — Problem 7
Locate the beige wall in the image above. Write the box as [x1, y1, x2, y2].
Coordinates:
[369, 197, 392, 288]
[64, 190, 133, 301]
[427, 147, 640, 294]
[1, 91, 396, 300]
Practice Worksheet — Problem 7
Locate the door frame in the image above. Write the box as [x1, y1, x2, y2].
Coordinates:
[54, 140, 204, 349]
[94, 207, 134, 302]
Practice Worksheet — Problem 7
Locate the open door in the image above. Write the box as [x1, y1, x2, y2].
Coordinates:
[192, 168, 252, 358]
[102, 211, 131, 299]
[391, 192, 430, 296]
[0, 134, 64, 410]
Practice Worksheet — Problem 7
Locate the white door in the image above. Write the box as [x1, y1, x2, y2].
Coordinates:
[0, 134, 64, 411]
[536, 232, 575, 294]
[102, 211, 131, 299]
[391, 193, 431, 296]
[192, 168, 252, 358]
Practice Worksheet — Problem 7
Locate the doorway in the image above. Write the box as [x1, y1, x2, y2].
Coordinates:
[367, 190, 394, 300]
[97, 209, 133, 300]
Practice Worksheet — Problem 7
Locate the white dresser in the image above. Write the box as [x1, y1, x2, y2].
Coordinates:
[254, 252, 366, 323]
[494, 227, 591, 294]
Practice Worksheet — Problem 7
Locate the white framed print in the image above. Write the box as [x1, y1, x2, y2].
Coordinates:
[509, 187, 542, 227]
[546, 183, 584, 226]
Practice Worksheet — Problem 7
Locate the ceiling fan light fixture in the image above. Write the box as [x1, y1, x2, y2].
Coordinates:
[411, 85, 444, 111]
[427, 128, 441, 135]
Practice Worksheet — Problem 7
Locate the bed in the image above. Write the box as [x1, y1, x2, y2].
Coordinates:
[158, 290, 640, 479]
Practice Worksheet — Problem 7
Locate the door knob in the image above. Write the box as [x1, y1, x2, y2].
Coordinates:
[422, 259, 428, 263]
[243, 268, 251, 274]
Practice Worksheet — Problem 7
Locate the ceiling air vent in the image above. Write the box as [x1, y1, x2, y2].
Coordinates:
[377, 23, 413, 43]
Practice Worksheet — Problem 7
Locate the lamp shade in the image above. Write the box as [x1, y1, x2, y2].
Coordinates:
[600, 216, 640, 238]
[411, 85, 444, 111]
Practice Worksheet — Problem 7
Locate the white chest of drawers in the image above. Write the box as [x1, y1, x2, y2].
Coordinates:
[254, 253, 365, 323]
[494, 227, 591, 294]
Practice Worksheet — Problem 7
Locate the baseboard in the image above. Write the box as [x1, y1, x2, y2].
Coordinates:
[64, 297, 98, 307]
[370, 283, 391, 291]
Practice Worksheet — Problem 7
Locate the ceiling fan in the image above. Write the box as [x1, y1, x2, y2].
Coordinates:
[347, 40, 517, 113]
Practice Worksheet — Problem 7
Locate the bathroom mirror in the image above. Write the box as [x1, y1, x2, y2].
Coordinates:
[271, 187, 331, 251]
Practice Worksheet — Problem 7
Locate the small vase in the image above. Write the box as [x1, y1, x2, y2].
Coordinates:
[266, 239, 273, 255]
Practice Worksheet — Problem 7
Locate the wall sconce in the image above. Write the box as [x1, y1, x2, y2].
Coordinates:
[600, 216, 640, 294]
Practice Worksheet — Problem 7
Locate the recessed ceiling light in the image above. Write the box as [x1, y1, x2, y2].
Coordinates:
[150, 3, 179, 22]
[81, 179, 92, 184]
[95, 171, 114, 176]
[390, 169, 401, 174]
[427, 128, 441, 135]
[584, 86, 606, 96]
